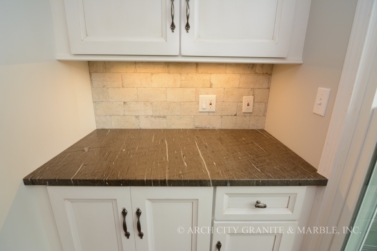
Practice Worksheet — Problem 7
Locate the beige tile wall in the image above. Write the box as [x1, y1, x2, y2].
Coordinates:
[89, 62, 273, 129]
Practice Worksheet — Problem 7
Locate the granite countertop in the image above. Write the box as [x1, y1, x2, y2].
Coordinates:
[23, 129, 327, 186]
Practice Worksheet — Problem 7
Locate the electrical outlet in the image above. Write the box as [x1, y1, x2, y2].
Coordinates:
[313, 88, 331, 116]
[199, 95, 216, 112]
[242, 96, 254, 113]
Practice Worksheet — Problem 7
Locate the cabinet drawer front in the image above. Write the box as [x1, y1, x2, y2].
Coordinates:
[212, 221, 297, 251]
[215, 187, 306, 220]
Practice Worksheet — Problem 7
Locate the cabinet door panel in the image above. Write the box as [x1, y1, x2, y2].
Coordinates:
[64, 0, 179, 55]
[48, 187, 135, 251]
[212, 221, 297, 251]
[131, 187, 213, 251]
[181, 0, 297, 57]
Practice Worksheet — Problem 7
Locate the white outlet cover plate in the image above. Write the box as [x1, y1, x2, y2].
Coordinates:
[313, 87, 331, 116]
[199, 95, 216, 112]
[243, 96, 254, 113]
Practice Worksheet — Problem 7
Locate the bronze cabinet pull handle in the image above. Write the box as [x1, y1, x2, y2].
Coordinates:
[216, 241, 222, 250]
[170, 0, 176, 32]
[121, 208, 130, 239]
[255, 200, 267, 208]
[185, 0, 190, 32]
[136, 208, 144, 239]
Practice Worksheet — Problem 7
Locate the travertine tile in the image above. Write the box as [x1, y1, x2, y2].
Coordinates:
[92, 88, 109, 101]
[239, 74, 270, 88]
[222, 116, 250, 129]
[90, 62, 270, 129]
[254, 89, 270, 103]
[168, 63, 197, 73]
[167, 88, 195, 101]
[89, 62, 105, 73]
[152, 102, 180, 115]
[218, 102, 238, 116]
[92, 80, 122, 88]
[140, 116, 167, 128]
[91, 73, 121, 82]
[237, 102, 265, 116]
[197, 63, 226, 73]
[255, 64, 273, 75]
[251, 103, 266, 116]
[195, 88, 224, 101]
[91, 73, 122, 88]
[108, 88, 137, 101]
[226, 64, 254, 74]
[136, 62, 168, 73]
[138, 88, 166, 101]
[211, 74, 240, 88]
[122, 73, 151, 87]
[181, 74, 211, 88]
[180, 102, 199, 116]
[167, 116, 194, 128]
[249, 117, 266, 129]
[194, 116, 222, 128]
[111, 116, 139, 128]
[105, 62, 135, 73]
[151, 74, 180, 87]
[124, 102, 152, 115]
[95, 116, 112, 128]
[223, 89, 253, 102]
[95, 102, 124, 116]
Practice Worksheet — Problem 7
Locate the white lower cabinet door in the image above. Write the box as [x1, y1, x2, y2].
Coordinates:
[130, 187, 213, 251]
[212, 221, 297, 251]
[48, 187, 136, 251]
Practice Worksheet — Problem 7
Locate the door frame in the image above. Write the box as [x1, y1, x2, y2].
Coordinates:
[302, 0, 377, 250]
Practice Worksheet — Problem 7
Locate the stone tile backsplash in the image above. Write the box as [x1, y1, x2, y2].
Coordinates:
[89, 62, 272, 129]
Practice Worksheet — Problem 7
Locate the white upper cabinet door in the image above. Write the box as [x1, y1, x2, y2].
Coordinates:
[64, 0, 179, 55]
[48, 187, 136, 251]
[181, 0, 297, 57]
[130, 187, 213, 251]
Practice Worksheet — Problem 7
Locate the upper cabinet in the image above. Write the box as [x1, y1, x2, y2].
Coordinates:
[50, 0, 312, 63]
[181, 0, 297, 58]
[64, 0, 179, 55]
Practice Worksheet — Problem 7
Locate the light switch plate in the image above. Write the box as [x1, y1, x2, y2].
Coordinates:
[199, 95, 216, 112]
[242, 96, 254, 113]
[313, 88, 331, 116]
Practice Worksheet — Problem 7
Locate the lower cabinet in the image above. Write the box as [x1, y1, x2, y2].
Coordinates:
[130, 187, 213, 251]
[47, 186, 315, 251]
[211, 221, 297, 251]
[48, 187, 213, 251]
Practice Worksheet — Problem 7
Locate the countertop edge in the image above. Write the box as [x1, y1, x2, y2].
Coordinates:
[23, 178, 328, 187]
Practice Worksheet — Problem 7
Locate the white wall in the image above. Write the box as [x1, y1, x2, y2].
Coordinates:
[0, 0, 95, 250]
[265, 0, 358, 169]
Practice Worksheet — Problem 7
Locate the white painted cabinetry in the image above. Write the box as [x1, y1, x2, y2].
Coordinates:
[181, 0, 297, 58]
[50, 0, 312, 62]
[46, 186, 315, 251]
[211, 186, 316, 251]
[130, 187, 213, 251]
[212, 221, 297, 251]
[48, 187, 213, 251]
[63, 0, 179, 55]
[48, 187, 135, 251]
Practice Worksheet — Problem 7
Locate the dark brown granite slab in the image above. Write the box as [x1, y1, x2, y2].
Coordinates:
[23, 129, 327, 186]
